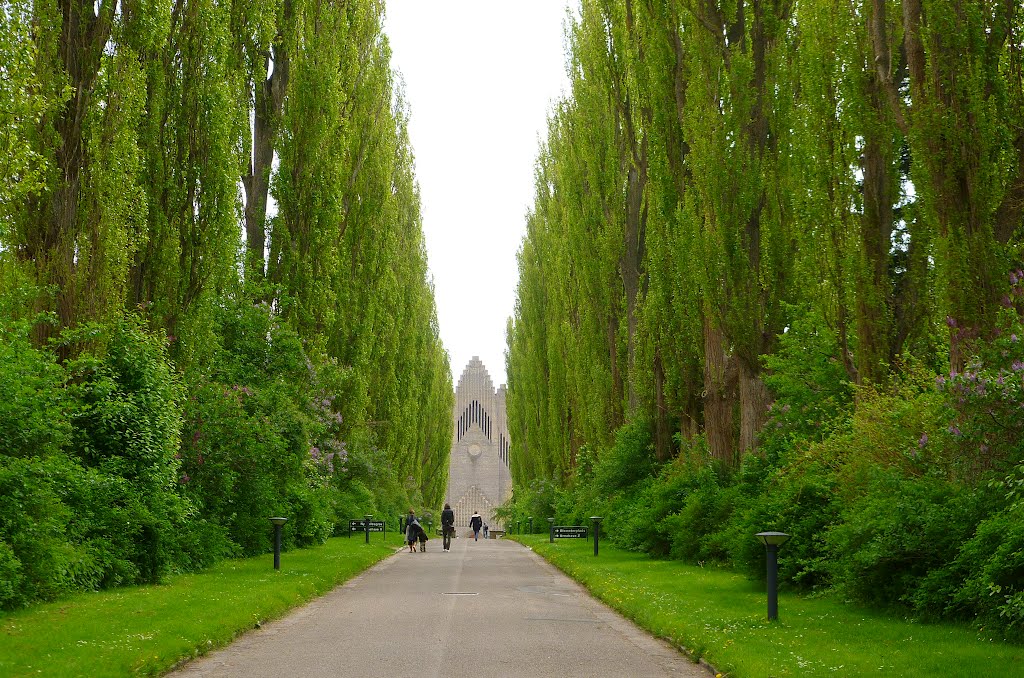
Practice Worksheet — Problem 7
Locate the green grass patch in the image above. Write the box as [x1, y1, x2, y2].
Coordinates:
[0, 534, 406, 677]
[515, 535, 1023, 677]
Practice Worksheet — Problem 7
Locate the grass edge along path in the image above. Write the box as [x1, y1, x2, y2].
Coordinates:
[514, 535, 1023, 678]
[0, 534, 405, 677]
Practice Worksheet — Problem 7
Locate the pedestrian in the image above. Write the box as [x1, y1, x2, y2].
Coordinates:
[483, 523, 489, 539]
[469, 511, 483, 541]
[441, 503, 455, 552]
[405, 509, 419, 554]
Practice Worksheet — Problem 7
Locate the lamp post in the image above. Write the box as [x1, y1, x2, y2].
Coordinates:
[270, 517, 288, 570]
[548, 517, 555, 543]
[364, 514, 373, 544]
[755, 532, 791, 621]
[528, 516, 533, 534]
[591, 517, 603, 556]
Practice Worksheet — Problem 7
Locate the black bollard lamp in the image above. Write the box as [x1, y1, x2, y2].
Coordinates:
[270, 517, 288, 570]
[590, 516, 603, 556]
[755, 531, 791, 621]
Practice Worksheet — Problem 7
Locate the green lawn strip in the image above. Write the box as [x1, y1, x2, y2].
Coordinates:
[515, 535, 1023, 677]
[0, 534, 406, 677]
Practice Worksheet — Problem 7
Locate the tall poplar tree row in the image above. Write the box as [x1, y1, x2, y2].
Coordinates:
[509, 0, 1024, 481]
[1, 0, 451, 602]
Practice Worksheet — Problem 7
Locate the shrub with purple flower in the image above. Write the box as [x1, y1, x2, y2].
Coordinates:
[938, 274, 1024, 476]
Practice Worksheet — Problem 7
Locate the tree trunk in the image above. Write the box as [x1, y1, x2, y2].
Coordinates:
[703, 316, 736, 466]
[243, 0, 291, 281]
[857, 130, 894, 385]
[653, 349, 672, 461]
[621, 161, 647, 414]
[22, 0, 114, 345]
[738, 358, 771, 454]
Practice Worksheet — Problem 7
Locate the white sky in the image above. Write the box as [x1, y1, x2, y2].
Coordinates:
[383, 2, 572, 388]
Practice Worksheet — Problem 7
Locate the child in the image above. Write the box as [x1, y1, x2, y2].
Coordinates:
[417, 525, 428, 552]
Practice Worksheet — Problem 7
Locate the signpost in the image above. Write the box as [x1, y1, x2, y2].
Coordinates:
[348, 519, 386, 537]
[552, 526, 588, 539]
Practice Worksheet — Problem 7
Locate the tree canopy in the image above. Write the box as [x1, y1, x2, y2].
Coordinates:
[506, 0, 1024, 637]
[1, 0, 452, 607]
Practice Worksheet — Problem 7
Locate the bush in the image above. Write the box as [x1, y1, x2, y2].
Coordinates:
[947, 490, 1024, 635]
[823, 467, 987, 611]
[179, 300, 341, 556]
[594, 420, 657, 497]
[62, 317, 188, 585]
[726, 452, 839, 590]
[760, 305, 855, 462]
[0, 455, 92, 606]
[0, 318, 69, 459]
[661, 472, 739, 564]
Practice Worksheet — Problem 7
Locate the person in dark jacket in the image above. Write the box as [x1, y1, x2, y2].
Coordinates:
[405, 510, 420, 553]
[441, 503, 455, 552]
[469, 511, 483, 541]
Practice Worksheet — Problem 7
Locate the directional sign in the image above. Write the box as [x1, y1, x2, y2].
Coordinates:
[349, 520, 386, 532]
[553, 526, 588, 539]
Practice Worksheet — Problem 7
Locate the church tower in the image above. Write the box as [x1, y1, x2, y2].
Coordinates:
[446, 357, 512, 529]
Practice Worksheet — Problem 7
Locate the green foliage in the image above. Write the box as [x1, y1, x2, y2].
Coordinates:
[760, 306, 855, 458]
[947, 501, 1024, 635]
[593, 420, 657, 497]
[0, 0, 450, 610]
[0, 455, 87, 606]
[659, 464, 741, 565]
[0, 318, 69, 458]
[180, 299, 335, 555]
[725, 453, 838, 590]
[823, 468, 988, 613]
[494, 477, 559, 532]
[937, 293, 1024, 475]
[60, 318, 188, 586]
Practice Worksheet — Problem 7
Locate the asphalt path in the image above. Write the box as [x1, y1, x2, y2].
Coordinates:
[171, 535, 708, 678]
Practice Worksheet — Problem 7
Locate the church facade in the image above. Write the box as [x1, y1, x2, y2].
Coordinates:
[446, 357, 512, 530]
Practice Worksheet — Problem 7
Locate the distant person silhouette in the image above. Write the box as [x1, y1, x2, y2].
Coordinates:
[469, 511, 483, 541]
[483, 523, 489, 539]
[441, 503, 455, 552]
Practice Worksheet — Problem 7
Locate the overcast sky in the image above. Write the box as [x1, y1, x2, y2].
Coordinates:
[383, 2, 572, 388]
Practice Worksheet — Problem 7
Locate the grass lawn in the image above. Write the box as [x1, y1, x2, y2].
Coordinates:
[0, 533, 406, 677]
[514, 534, 1023, 677]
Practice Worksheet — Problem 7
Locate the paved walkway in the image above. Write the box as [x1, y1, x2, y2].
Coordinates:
[171, 535, 708, 677]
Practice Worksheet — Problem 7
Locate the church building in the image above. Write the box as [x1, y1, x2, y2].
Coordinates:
[446, 357, 512, 530]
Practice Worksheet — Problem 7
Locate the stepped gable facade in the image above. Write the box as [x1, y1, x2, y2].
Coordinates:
[446, 357, 512, 530]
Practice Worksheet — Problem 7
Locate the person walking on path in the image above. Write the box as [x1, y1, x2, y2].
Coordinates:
[441, 503, 455, 552]
[405, 510, 420, 553]
[470, 511, 483, 541]
[483, 523, 489, 539]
